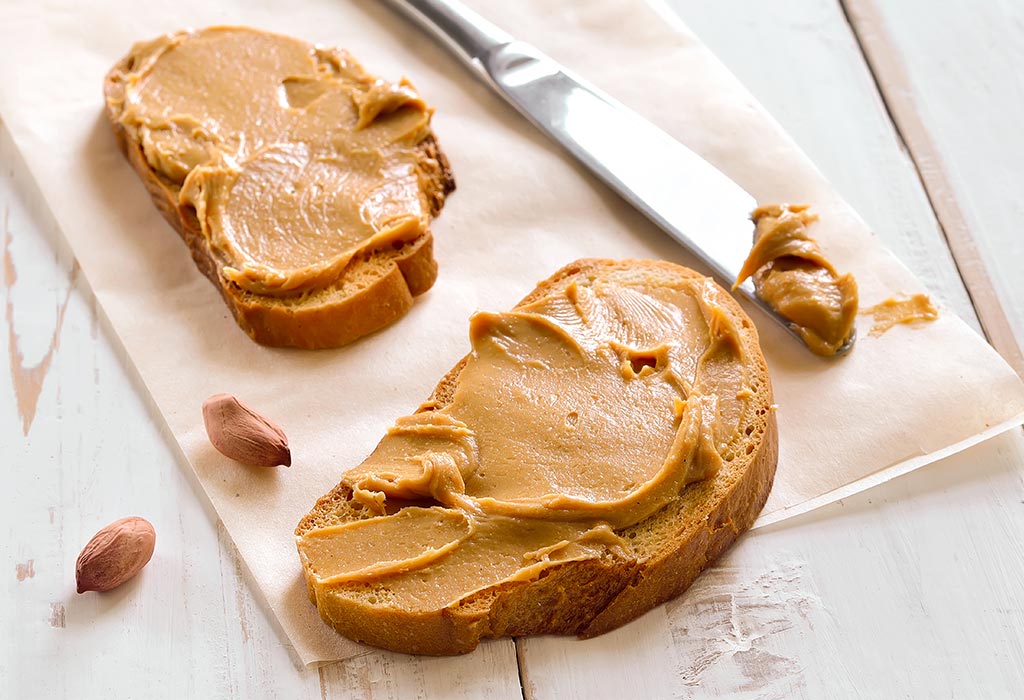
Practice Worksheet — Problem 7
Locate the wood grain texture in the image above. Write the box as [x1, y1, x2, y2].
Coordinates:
[0, 123, 320, 700]
[663, 0, 981, 330]
[0, 122, 523, 700]
[4, 0, 1024, 697]
[842, 0, 1024, 377]
[318, 642, 522, 700]
[519, 435, 1024, 700]
[513, 0, 1024, 697]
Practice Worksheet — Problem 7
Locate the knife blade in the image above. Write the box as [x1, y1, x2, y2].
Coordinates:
[385, 0, 841, 354]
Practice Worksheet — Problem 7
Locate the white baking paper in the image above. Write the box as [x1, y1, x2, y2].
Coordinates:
[1, 0, 1021, 665]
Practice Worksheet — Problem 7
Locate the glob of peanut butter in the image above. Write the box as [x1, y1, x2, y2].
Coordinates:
[735, 204, 858, 356]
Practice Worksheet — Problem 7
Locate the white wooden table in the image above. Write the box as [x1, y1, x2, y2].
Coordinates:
[4, 1, 1023, 697]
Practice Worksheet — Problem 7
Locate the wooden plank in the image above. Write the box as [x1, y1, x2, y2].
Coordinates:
[842, 0, 1024, 374]
[318, 642, 522, 700]
[515, 0, 1024, 697]
[0, 124, 312, 700]
[4, 1, 1024, 697]
[665, 0, 981, 330]
[518, 433, 1024, 700]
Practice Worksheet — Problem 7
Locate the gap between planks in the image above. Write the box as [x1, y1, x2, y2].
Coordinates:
[838, 0, 1024, 378]
[514, 638, 530, 700]
[397, 6, 1023, 699]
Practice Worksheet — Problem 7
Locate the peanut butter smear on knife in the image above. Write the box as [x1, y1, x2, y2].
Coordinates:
[735, 204, 858, 356]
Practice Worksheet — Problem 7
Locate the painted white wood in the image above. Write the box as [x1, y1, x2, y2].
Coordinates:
[0, 125, 524, 700]
[666, 0, 980, 332]
[522, 432, 1024, 700]
[0, 124, 321, 700]
[318, 641, 522, 700]
[843, 0, 1024, 374]
[515, 1, 1024, 698]
[4, 1, 1024, 699]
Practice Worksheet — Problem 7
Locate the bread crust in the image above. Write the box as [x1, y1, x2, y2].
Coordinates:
[103, 48, 455, 349]
[296, 259, 778, 654]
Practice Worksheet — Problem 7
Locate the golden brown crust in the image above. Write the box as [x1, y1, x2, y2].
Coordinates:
[102, 49, 455, 350]
[296, 259, 778, 655]
[581, 410, 777, 636]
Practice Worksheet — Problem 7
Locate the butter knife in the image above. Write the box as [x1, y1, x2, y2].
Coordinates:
[385, 0, 849, 354]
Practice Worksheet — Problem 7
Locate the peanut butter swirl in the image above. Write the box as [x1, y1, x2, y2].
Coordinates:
[109, 27, 436, 296]
[298, 272, 757, 611]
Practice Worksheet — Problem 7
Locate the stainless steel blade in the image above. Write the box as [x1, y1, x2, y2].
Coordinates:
[386, 0, 844, 353]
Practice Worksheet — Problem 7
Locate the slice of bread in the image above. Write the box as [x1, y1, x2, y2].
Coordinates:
[296, 259, 778, 655]
[103, 29, 455, 349]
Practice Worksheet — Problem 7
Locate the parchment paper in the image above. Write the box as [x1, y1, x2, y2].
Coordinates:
[2, 0, 1022, 666]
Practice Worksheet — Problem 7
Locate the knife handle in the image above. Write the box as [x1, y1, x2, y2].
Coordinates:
[385, 0, 512, 72]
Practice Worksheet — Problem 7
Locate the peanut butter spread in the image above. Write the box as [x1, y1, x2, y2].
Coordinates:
[863, 294, 938, 337]
[110, 27, 435, 296]
[735, 204, 858, 356]
[298, 273, 755, 610]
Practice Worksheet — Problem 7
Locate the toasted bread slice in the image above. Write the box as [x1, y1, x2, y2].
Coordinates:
[103, 28, 455, 349]
[296, 259, 778, 655]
